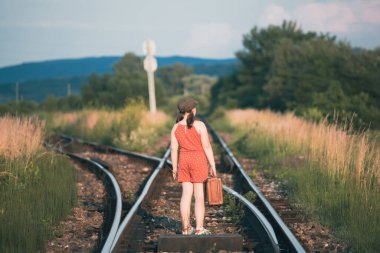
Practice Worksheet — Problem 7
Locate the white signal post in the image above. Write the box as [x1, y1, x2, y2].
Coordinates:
[143, 39, 157, 114]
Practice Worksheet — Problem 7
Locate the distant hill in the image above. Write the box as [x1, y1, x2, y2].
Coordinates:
[0, 55, 237, 103]
[0, 56, 237, 84]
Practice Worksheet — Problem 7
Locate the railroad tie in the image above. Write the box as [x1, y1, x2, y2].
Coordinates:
[157, 234, 243, 252]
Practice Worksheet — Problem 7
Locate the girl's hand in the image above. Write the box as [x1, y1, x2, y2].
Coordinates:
[210, 167, 217, 177]
[172, 169, 177, 180]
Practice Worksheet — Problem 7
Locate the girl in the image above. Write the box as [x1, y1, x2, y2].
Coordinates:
[170, 97, 217, 235]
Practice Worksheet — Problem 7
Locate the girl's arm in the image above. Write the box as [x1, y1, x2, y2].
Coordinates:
[199, 122, 217, 177]
[170, 125, 179, 179]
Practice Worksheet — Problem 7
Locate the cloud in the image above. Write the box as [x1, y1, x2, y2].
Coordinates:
[295, 3, 357, 33]
[183, 23, 234, 57]
[353, 1, 380, 25]
[259, 1, 380, 34]
[259, 4, 291, 27]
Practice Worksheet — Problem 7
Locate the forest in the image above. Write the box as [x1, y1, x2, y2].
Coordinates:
[211, 21, 380, 128]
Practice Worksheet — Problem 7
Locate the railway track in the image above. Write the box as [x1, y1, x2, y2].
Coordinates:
[45, 136, 123, 252]
[205, 121, 306, 253]
[45, 135, 166, 253]
[47, 118, 306, 252]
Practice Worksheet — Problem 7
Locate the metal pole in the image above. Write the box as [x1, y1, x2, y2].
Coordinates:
[143, 39, 158, 114]
[147, 71, 156, 113]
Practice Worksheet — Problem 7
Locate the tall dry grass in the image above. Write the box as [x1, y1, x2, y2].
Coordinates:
[227, 109, 379, 187]
[44, 105, 171, 153]
[48, 109, 168, 132]
[224, 109, 380, 252]
[0, 115, 77, 252]
[0, 116, 44, 159]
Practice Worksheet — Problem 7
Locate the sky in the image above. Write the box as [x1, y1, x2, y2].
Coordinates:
[0, 0, 380, 67]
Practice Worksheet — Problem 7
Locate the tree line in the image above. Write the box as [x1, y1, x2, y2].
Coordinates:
[2, 20, 379, 128]
[211, 21, 380, 128]
[0, 53, 216, 114]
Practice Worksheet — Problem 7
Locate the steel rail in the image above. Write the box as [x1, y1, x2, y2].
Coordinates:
[61, 134, 163, 163]
[223, 185, 280, 253]
[67, 153, 123, 253]
[44, 139, 123, 253]
[58, 134, 173, 167]
[43, 135, 73, 152]
[50, 129, 304, 252]
[204, 120, 306, 253]
[108, 145, 282, 253]
[110, 147, 171, 251]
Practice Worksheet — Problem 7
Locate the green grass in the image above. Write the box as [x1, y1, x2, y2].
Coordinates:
[211, 113, 380, 253]
[0, 153, 77, 253]
[286, 166, 379, 252]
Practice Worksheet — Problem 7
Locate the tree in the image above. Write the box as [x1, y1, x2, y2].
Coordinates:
[182, 74, 217, 96]
[40, 95, 83, 112]
[81, 53, 165, 108]
[210, 21, 380, 128]
[263, 38, 348, 111]
[81, 73, 111, 106]
[157, 63, 193, 95]
[234, 21, 322, 108]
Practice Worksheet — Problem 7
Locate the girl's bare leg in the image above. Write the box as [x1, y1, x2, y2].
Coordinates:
[193, 183, 205, 229]
[180, 182, 194, 228]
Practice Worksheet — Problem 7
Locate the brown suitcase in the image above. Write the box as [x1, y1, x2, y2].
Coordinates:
[206, 177, 223, 205]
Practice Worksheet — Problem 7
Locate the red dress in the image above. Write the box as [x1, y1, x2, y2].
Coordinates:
[175, 123, 208, 183]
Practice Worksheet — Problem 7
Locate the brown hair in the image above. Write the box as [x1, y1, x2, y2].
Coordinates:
[176, 97, 197, 128]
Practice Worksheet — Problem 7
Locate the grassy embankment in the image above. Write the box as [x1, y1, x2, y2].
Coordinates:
[212, 109, 379, 253]
[41, 100, 172, 155]
[0, 116, 77, 252]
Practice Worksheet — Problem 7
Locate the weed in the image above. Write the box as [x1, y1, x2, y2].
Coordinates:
[223, 194, 244, 224]
[244, 191, 257, 203]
